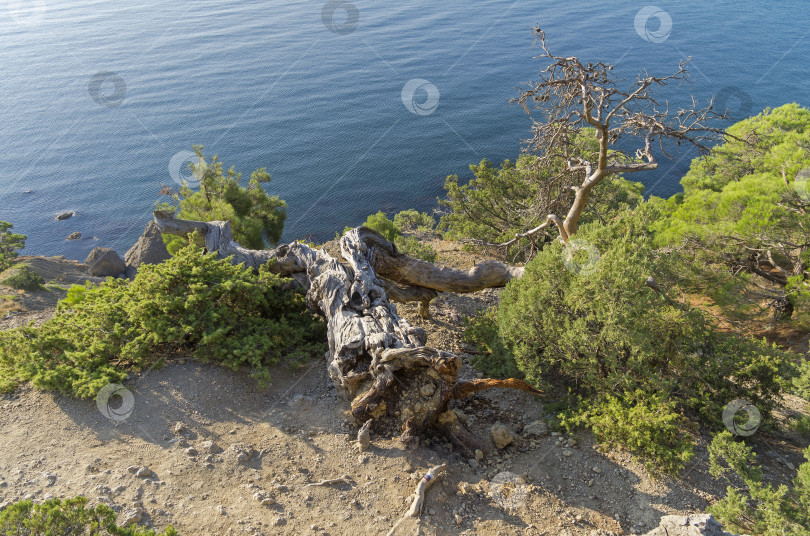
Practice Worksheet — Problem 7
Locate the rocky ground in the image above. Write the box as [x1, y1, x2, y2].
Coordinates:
[0, 241, 808, 535]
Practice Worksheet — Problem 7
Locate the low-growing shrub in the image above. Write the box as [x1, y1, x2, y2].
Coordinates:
[2, 266, 44, 290]
[394, 235, 437, 263]
[0, 496, 177, 535]
[708, 431, 810, 535]
[465, 206, 790, 473]
[393, 209, 435, 232]
[561, 391, 694, 475]
[462, 308, 520, 379]
[359, 211, 398, 242]
[0, 244, 326, 398]
[793, 359, 810, 400]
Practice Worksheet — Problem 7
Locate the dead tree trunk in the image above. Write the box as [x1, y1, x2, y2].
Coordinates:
[153, 212, 541, 455]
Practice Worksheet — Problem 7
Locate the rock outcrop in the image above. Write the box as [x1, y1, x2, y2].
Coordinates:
[85, 247, 126, 277]
[643, 514, 742, 536]
[124, 221, 170, 279]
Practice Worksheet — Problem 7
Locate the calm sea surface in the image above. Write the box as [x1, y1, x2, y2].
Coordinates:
[2, 0, 809, 258]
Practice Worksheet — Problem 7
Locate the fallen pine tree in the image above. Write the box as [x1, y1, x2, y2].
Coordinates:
[153, 211, 542, 457]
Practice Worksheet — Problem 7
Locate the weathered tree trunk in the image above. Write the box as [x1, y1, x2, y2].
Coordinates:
[153, 212, 541, 453]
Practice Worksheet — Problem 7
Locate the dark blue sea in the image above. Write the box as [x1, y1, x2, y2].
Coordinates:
[2, 0, 809, 259]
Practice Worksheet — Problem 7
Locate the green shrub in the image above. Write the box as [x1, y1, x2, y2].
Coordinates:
[655, 104, 810, 321]
[562, 391, 694, 475]
[0, 221, 26, 272]
[462, 308, 520, 379]
[708, 431, 810, 535]
[2, 266, 44, 290]
[793, 359, 810, 400]
[0, 244, 326, 398]
[359, 211, 398, 242]
[394, 235, 437, 263]
[0, 496, 177, 535]
[465, 206, 789, 473]
[393, 209, 435, 232]
[159, 146, 286, 254]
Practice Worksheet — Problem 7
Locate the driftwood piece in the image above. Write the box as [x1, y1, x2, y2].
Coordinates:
[153, 212, 542, 451]
[386, 464, 447, 536]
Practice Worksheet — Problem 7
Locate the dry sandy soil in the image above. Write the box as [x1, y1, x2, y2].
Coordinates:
[0, 245, 808, 536]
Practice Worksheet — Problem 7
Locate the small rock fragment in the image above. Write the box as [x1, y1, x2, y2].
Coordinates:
[490, 423, 514, 450]
[119, 508, 143, 526]
[198, 440, 220, 454]
[522, 420, 549, 438]
[228, 443, 254, 463]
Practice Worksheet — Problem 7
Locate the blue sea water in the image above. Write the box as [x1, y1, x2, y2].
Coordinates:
[1, 0, 809, 259]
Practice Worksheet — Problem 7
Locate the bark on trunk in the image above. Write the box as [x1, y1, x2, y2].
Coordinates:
[153, 212, 542, 451]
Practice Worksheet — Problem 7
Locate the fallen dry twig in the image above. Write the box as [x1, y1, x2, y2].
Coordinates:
[386, 464, 447, 536]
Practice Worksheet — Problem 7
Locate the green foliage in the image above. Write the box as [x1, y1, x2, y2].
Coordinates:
[0, 496, 177, 535]
[359, 211, 398, 242]
[0, 244, 326, 398]
[2, 266, 44, 290]
[562, 391, 694, 475]
[438, 148, 644, 259]
[793, 359, 810, 400]
[0, 221, 26, 272]
[656, 104, 810, 320]
[708, 431, 810, 535]
[394, 235, 437, 263]
[465, 205, 789, 473]
[462, 307, 521, 379]
[160, 146, 286, 254]
[393, 209, 435, 232]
